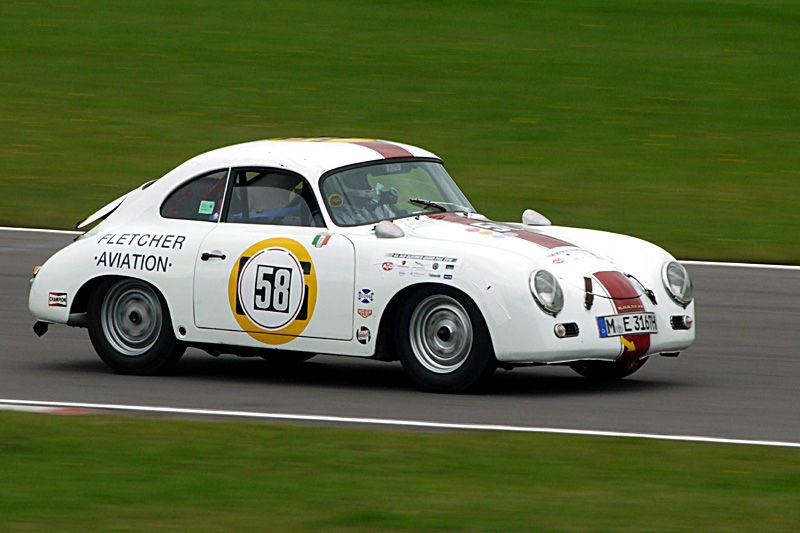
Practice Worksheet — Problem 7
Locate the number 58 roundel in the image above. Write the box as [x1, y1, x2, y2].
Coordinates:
[227, 238, 317, 344]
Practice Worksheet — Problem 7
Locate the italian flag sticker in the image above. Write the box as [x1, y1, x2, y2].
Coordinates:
[312, 233, 331, 248]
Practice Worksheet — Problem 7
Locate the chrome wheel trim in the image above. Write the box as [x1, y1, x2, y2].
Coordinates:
[409, 295, 473, 374]
[101, 280, 162, 357]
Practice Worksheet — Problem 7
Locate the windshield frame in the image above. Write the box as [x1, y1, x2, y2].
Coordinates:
[318, 157, 475, 228]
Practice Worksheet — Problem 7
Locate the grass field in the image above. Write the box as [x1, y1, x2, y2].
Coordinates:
[1, 412, 799, 532]
[1, 0, 798, 262]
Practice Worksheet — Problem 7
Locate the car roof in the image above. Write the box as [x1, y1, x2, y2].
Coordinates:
[170, 137, 440, 186]
[79, 138, 441, 229]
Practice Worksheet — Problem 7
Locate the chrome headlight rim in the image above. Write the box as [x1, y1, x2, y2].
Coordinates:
[661, 261, 693, 308]
[529, 269, 564, 317]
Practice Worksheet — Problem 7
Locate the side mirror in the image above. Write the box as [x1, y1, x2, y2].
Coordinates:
[522, 209, 551, 226]
[374, 220, 404, 239]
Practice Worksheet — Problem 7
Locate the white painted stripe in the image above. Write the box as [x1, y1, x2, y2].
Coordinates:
[0, 404, 62, 413]
[2, 227, 798, 270]
[0, 226, 82, 236]
[681, 260, 800, 271]
[2, 399, 799, 449]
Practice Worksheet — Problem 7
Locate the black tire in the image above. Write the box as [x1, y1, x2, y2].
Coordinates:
[569, 357, 648, 381]
[87, 278, 185, 375]
[397, 286, 496, 393]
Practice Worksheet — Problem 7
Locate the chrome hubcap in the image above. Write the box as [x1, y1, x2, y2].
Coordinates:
[409, 295, 473, 374]
[101, 280, 162, 356]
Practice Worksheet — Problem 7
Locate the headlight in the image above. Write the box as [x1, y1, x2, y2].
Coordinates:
[662, 261, 693, 307]
[530, 269, 564, 316]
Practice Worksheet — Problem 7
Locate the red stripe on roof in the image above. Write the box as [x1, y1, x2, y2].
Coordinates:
[429, 213, 574, 249]
[593, 270, 650, 361]
[352, 140, 414, 159]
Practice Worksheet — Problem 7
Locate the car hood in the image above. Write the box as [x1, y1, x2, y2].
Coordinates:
[399, 213, 646, 296]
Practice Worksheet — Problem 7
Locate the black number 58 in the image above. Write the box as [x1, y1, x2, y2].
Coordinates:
[254, 265, 292, 313]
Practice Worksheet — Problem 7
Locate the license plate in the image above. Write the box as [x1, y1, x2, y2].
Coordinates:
[597, 312, 657, 338]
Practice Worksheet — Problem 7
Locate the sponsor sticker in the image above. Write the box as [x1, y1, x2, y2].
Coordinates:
[357, 288, 374, 304]
[469, 221, 517, 233]
[546, 248, 601, 263]
[312, 233, 331, 248]
[357, 308, 373, 318]
[356, 326, 371, 344]
[376, 252, 459, 278]
[328, 194, 344, 207]
[198, 200, 216, 215]
[48, 292, 67, 307]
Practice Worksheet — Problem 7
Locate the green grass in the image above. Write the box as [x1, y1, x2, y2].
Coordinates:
[2, 0, 799, 262]
[0, 411, 798, 531]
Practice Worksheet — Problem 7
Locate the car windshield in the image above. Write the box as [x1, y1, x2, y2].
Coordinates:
[320, 160, 475, 227]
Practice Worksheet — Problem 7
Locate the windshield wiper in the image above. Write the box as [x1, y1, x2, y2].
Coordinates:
[409, 198, 447, 212]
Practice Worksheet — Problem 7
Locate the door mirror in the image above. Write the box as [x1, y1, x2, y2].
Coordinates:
[522, 209, 551, 226]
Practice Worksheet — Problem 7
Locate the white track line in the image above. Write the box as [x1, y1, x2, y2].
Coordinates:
[2, 227, 798, 270]
[681, 260, 800, 271]
[1, 399, 799, 449]
[0, 226, 82, 236]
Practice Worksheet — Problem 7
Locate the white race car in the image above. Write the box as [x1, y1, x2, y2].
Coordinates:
[29, 138, 695, 392]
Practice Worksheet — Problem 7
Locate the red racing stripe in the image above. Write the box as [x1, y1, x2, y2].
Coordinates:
[352, 140, 414, 159]
[593, 270, 650, 361]
[429, 212, 574, 249]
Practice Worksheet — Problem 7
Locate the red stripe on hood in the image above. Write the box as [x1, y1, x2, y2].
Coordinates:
[593, 270, 650, 361]
[429, 213, 574, 249]
[352, 140, 414, 159]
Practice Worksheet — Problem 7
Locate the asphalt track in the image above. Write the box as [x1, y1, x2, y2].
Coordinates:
[2, 228, 799, 444]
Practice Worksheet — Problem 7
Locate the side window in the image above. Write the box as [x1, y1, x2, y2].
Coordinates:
[161, 170, 228, 221]
[225, 169, 323, 227]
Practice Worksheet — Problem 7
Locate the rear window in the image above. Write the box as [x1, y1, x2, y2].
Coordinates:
[161, 170, 228, 221]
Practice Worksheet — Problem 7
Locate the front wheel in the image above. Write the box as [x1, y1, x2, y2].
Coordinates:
[569, 357, 648, 381]
[397, 287, 496, 393]
[87, 278, 185, 375]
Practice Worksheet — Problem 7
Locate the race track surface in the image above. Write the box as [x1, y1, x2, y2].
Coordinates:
[2, 229, 799, 442]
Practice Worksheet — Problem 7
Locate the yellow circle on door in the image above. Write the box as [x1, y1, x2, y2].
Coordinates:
[228, 238, 317, 345]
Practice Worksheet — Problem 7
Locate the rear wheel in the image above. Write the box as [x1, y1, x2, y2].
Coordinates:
[569, 357, 648, 381]
[397, 287, 495, 393]
[87, 278, 185, 375]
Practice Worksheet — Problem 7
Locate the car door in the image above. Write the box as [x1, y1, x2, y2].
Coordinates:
[193, 168, 355, 343]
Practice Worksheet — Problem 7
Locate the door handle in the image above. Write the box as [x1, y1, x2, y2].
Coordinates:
[200, 251, 226, 261]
